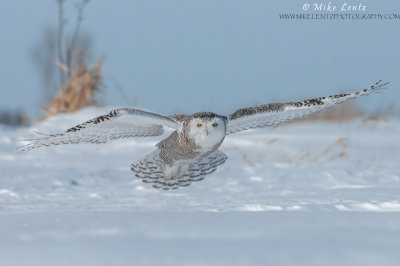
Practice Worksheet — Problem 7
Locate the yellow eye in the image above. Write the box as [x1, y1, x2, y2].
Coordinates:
[212, 123, 218, 127]
[197, 123, 202, 128]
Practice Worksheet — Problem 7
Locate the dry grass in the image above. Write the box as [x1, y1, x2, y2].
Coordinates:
[229, 134, 351, 167]
[313, 137, 348, 162]
[43, 57, 103, 117]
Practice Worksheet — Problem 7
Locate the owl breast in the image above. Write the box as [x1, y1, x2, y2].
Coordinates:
[157, 131, 202, 167]
[155, 131, 212, 180]
[190, 130, 225, 150]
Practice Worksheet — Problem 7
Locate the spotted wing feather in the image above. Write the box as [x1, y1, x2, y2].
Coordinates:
[19, 108, 179, 151]
[227, 81, 388, 134]
[131, 149, 228, 190]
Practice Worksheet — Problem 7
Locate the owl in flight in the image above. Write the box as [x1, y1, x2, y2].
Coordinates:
[20, 81, 387, 190]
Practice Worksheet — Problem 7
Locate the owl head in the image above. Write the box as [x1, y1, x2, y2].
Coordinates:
[184, 112, 227, 149]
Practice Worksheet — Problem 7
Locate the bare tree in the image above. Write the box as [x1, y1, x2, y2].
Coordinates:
[31, 0, 102, 118]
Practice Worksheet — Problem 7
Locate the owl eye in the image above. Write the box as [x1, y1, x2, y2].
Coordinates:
[197, 123, 202, 128]
[212, 123, 218, 127]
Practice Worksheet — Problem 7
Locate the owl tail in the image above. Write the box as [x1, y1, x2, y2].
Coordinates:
[131, 149, 228, 190]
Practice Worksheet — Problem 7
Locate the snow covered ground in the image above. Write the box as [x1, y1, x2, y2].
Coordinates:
[1, 107, 400, 265]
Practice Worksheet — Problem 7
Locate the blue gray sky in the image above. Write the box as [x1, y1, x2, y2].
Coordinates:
[0, 0, 399, 117]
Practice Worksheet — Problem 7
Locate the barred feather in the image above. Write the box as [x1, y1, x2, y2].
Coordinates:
[131, 149, 228, 190]
[18, 108, 179, 151]
[227, 80, 388, 134]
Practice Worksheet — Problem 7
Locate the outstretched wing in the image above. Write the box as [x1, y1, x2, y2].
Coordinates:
[19, 108, 179, 151]
[227, 80, 388, 134]
[132, 149, 228, 190]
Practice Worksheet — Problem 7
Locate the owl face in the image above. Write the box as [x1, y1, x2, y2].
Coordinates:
[186, 115, 226, 149]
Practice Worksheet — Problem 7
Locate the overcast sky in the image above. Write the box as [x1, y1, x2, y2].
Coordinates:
[0, 0, 399, 117]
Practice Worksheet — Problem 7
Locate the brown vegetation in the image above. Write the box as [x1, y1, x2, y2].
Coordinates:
[31, 0, 102, 119]
[44, 56, 103, 117]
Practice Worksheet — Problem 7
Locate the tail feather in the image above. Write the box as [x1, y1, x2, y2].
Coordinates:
[131, 149, 228, 190]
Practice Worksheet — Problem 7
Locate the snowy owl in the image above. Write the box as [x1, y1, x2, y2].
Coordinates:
[20, 81, 387, 190]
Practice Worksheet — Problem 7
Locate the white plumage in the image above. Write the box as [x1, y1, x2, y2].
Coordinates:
[19, 81, 388, 190]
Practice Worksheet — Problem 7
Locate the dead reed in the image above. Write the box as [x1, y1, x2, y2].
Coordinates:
[43, 56, 103, 117]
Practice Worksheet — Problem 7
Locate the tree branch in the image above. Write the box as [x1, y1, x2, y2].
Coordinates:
[66, 0, 88, 71]
[57, 0, 66, 84]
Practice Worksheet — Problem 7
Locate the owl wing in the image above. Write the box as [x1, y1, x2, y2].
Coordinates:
[132, 149, 228, 190]
[19, 108, 180, 151]
[226, 80, 388, 134]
